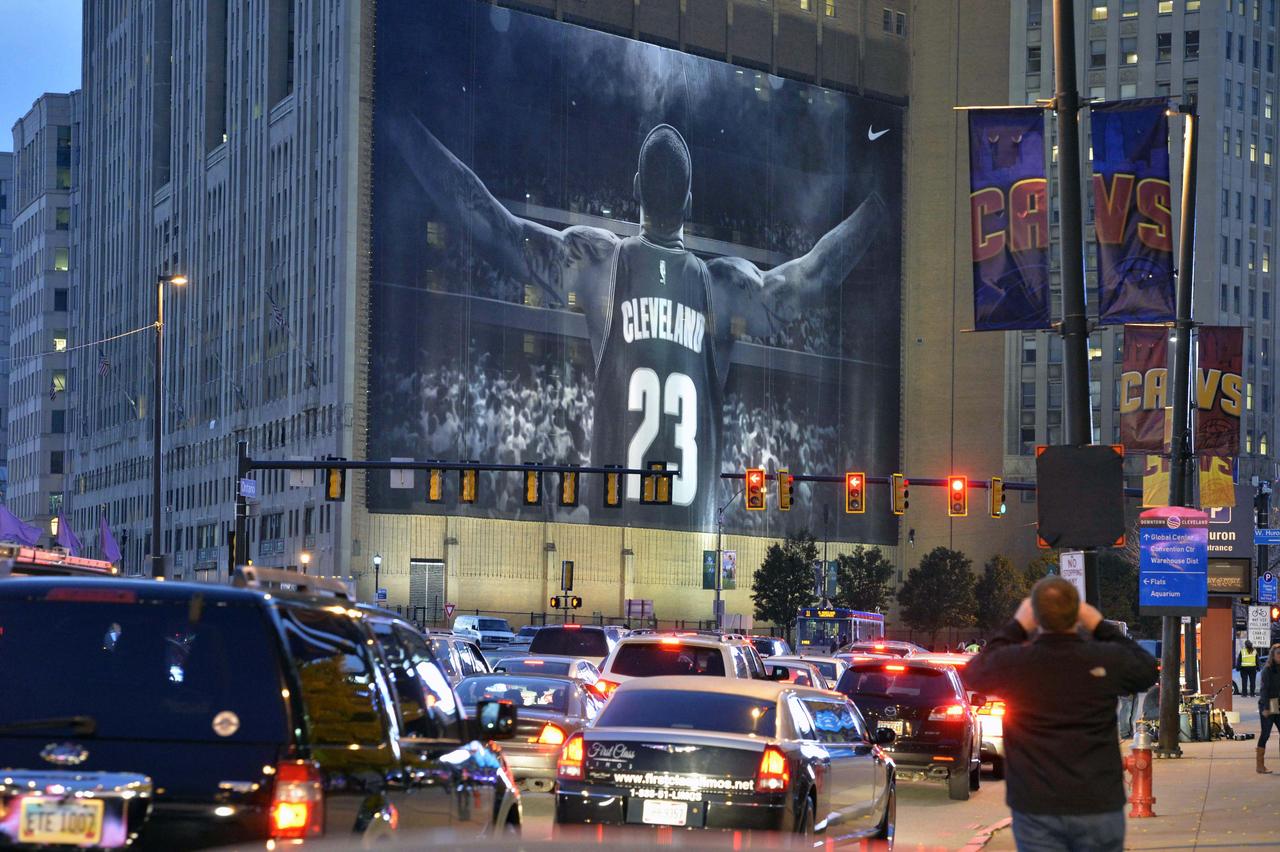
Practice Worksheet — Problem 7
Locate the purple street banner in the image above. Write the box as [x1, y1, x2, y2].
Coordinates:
[968, 108, 1052, 330]
[1196, 325, 1244, 458]
[1091, 99, 1175, 325]
[1118, 324, 1168, 453]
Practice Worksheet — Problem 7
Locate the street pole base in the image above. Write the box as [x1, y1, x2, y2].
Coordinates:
[1154, 748, 1182, 759]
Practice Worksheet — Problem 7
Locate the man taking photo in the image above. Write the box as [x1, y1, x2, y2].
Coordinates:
[965, 577, 1159, 852]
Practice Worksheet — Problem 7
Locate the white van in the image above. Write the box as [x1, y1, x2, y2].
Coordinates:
[453, 615, 516, 649]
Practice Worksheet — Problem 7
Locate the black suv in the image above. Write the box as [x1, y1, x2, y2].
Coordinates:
[0, 571, 521, 849]
[527, 624, 622, 665]
[837, 659, 983, 801]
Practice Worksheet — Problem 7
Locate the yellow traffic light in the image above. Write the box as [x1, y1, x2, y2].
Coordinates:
[460, 465, 478, 504]
[745, 468, 766, 510]
[778, 469, 793, 511]
[560, 469, 579, 507]
[891, 473, 908, 515]
[989, 477, 1005, 518]
[948, 476, 968, 517]
[602, 465, 622, 508]
[325, 467, 345, 502]
[427, 466, 444, 503]
[524, 469, 542, 506]
[845, 472, 865, 514]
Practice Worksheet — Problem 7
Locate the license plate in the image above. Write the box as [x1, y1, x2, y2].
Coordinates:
[18, 798, 105, 845]
[880, 720, 905, 736]
[641, 799, 688, 826]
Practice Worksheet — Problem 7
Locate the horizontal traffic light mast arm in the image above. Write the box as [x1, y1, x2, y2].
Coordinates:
[719, 471, 1144, 498]
[240, 457, 670, 477]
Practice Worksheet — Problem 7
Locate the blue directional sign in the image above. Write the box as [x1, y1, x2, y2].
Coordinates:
[1139, 507, 1209, 617]
[1256, 528, 1280, 545]
[1259, 572, 1279, 605]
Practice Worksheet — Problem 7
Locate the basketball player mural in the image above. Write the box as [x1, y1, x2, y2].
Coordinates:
[392, 117, 887, 531]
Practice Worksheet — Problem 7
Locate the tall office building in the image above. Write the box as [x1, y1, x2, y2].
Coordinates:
[0, 151, 12, 502]
[1006, 0, 1273, 487]
[8, 94, 78, 539]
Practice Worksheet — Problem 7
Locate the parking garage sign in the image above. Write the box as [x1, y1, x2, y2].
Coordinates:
[1139, 507, 1209, 617]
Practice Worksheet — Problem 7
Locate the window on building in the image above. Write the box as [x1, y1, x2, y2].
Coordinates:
[1021, 381, 1036, 408]
[1121, 83, 1138, 98]
[1225, 189, 1233, 217]
[52, 370, 66, 395]
[1185, 0, 1199, 11]
[1254, 86, 1261, 115]
[1241, 34, 1246, 62]
[1252, 135, 1259, 162]
[1267, 198, 1274, 226]
[1237, 130, 1245, 157]
[1158, 32, 1172, 61]
[1248, 430, 1255, 453]
[53, 288, 68, 312]
[1091, 2, 1108, 19]
[1090, 84, 1106, 101]
[1253, 195, 1259, 222]
[55, 207, 69, 231]
[1090, 39, 1108, 68]
[1122, 0, 1138, 15]
[1185, 79, 1199, 103]
[53, 248, 69, 272]
[1238, 82, 1247, 110]
[1225, 129, 1232, 155]
[824, 0, 835, 16]
[1267, 139, 1274, 166]
[1236, 238, 1243, 266]
[1158, 0, 1173, 11]
[51, 410, 65, 434]
[883, 7, 892, 28]
[50, 451, 64, 475]
[1023, 337, 1037, 363]
[52, 335, 66, 352]
[1227, 29, 1234, 60]
[1237, 193, 1243, 218]
[1256, 39, 1263, 68]
[1027, 0, 1042, 26]
[1235, 285, 1242, 312]
[1121, 36, 1138, 64]
[895, 10, 906, 33]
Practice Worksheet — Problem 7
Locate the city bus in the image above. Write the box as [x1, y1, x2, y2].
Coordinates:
[0, 545, 117, 578]
[795, 606, 885, 649]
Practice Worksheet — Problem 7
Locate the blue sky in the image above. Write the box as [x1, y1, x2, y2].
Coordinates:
[0, 0, 82, 151]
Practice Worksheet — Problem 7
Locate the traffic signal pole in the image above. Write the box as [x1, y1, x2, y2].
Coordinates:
[1051, 0, 1101, 610]
[715, 487, 746, 631]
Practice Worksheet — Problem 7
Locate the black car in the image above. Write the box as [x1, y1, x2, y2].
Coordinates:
[837, 660, 983, 800]
[0, 570, 521, 849]
[527, 624, 621, 665]
[554, 676, 896, 845]
[748, 635, 792, 658]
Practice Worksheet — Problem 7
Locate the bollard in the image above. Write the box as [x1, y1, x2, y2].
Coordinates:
[1124, 722, 1157, 818]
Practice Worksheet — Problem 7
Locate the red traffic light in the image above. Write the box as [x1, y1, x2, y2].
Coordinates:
[845, 472, 865, 514]
[948, 476, 968, 517]
[1271, 606, 1280, 621]
[745, 468, 766, 511]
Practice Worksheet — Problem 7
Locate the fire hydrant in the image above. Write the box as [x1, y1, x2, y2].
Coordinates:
[1124, 722, 1157, 818]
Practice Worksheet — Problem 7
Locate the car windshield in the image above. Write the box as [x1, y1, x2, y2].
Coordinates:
[803, 659, 838, 679]
[598, 690, 777, 736]
[478, 618, 511, 632]
[455, 675, 570, 713]
[838, 665, 957, 701]
[500, 659, 571, 676]
[529, 627, 610, 657]
[610, 642, 726, 676]
[0, 591, 288, 742]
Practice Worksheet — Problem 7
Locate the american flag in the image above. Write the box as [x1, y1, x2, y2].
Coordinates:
[267, 293, 287, 331]
[98, 348, 110, 377]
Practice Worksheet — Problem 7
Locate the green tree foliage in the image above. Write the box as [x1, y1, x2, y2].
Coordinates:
[833, 546, 895, 613]
[1024, 550, 1058, 586]
[1097, 550, 1162, 638]
[975, 554, 1030, 631]
[897, 547, 977, 647]
[751, 530, 818, 642]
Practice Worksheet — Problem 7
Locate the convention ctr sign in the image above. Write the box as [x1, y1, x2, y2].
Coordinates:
[1139, 506, 1209, 617]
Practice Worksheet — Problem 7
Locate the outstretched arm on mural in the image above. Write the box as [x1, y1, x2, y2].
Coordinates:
[706, 192, 887, 339]
[388, 113, 619, 309]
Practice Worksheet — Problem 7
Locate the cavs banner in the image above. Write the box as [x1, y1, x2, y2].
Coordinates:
[1118, 325, 1168, 452]
[1196, 326, 1244, 457]
[1090, 99, 1175, 325]
[967, 108, 1051, 330]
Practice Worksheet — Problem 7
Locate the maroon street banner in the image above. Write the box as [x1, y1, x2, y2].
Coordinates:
[967, 108, 1052, 330]
[1195, 326, 1243, 457]
[1118, 325, 1169, 453]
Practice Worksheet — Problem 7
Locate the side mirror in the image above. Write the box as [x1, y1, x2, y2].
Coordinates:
[970, 692, 987, 707]
[472, 699, 518, 741]
[873, 727, 896, 745]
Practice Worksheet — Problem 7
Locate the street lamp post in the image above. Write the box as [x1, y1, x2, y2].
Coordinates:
[152, 273, 187, 580]
[300, 551, 311, 573]
[714, 488, 746, 630]
[373, 553, 382, 603]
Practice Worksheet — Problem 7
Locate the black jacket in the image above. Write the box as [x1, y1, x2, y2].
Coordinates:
[1258, 664, 1280, 712]
[964, 620, 1158, 815]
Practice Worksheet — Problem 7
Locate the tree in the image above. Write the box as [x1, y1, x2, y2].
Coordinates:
[975, 554, 1030, 631]
[897, 547, 977, 647]
[1024, 550, 1058, 586]
[833, 546, 895, 614]
[751, 530, 818, 643]
[1097, 549, 1162, 638]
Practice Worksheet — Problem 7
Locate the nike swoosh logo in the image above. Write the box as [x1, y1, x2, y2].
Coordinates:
[868, 126, 891, 141]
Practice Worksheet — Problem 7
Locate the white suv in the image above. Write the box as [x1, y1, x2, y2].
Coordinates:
[596, 631, 769, 695]
[453, 615, 516, 649]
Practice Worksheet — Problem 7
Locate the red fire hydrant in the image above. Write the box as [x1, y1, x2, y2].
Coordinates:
[1124, 722, 1157, 818]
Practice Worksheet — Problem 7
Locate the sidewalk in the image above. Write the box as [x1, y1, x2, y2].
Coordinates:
[985, 704, 1280, 850]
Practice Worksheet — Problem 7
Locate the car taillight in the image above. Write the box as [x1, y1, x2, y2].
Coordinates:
[980, 700, 1007, 717]
[928, 704, 968, 721]
[557, 733, 585, 780]
[270, 760, 324, 840]
[596, 679, 620, 697]
[755, 746, 790, 793]
[535, 723, 567, 745]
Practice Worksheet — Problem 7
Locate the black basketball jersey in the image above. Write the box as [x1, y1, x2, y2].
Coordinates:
[591, 235, 721, 526]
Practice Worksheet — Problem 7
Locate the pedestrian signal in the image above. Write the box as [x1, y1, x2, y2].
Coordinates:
[559, 468, 579, 507]
[426, 466, 444, 503]
[745, 468, 766, 510]
[523, 468, 542, 506]
[948, 476, 968, 517]
[891, 473, 908, 515]
[989, 477, 1005, 518]
[602, 465, 622, 508]
[460, 464, 478, 504]
[778, 469, 793, 511]
[845, 472, 865, 514]
[324, 466, 346, 502]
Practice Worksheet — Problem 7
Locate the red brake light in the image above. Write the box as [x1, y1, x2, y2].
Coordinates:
[885, 664, 906, 672]
[980, 700, 1007, 717]
[929, 704, 968, 721]
[534, 722, 567, 745]
[557, 733, 585, 780]
[562, 624, 581, 629]
[659, 638, 682, 647]
[874, 644, 886, 650]
[523, 659, 544, 666]
[755, 746, 790, 793]
[596, 679, 620, 697]
[271, 760, 324, 840]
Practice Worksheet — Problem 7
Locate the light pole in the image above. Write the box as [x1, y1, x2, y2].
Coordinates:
[373, 553, 382, 603]
[714, 488, 746, 630]
[300, 551, 311, 573]
[152, 273, 187, 579]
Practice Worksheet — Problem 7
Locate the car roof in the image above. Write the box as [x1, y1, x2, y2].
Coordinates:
[0, 575, 273, 605]
[617, 634, 727, 649]
[775, 653, 844, 664]
[612, 675, 796, 701]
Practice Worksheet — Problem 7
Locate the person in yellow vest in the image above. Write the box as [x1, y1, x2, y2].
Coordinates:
[1239, 640, 1260, 697]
